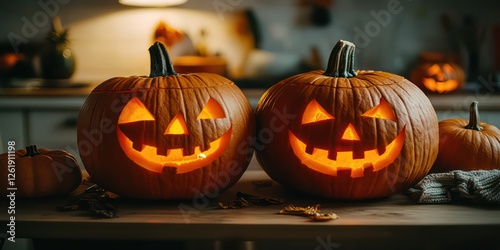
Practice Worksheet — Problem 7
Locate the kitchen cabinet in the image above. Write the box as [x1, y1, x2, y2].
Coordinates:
[28, 111, 80, 150]
[0, 87, 89, 163]
[0, 111, 25, 152]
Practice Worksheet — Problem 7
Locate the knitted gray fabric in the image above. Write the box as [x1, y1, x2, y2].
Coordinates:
[407, 170, 500, 204]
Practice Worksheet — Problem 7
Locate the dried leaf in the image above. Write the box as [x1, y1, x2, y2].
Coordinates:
[217, 192, 284, 209]
[217, 199, 251, 209]
[279, 204, 338, 221]
[236, 192, 284, 206]
[57, 184, 118, 218]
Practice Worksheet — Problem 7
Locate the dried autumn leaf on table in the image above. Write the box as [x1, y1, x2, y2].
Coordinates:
[57, 184, 118, 218]
[217, 191, 284, 209]
[279, 204, 338, 221]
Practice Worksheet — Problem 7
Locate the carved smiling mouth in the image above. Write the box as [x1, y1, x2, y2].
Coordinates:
[117, 126, 232, 174]
[289, 126, 405, 178]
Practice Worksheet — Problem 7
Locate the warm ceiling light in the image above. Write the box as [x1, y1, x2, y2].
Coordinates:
[119, 0, 187, 7]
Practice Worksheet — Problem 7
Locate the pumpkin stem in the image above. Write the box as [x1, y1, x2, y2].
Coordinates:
[323, 40, 357, 78]
[23, 145, 40, 157]
[464, 101, 483, 131]
[149, 42, 177, 77]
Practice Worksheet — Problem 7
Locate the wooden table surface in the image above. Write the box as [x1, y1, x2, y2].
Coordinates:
[1, 170, 500, 247]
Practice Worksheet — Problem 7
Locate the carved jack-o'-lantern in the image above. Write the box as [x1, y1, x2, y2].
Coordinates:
[410, 52, 465, 94]
[77, 42, 254, 199]
[117, 96, 231, 174]
[290, 97, 405, 178]
[255, 40, 439, 200]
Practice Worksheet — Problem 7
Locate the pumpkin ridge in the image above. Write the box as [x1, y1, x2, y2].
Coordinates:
[394, 81, 436, 182]
[91, 82, 236, 93]
[389, 82, 418, 174]
[281, 72, 401, 89]
[92, 74, 235, 93]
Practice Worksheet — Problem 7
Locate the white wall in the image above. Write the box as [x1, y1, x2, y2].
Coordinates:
[1, 0, 499, 82]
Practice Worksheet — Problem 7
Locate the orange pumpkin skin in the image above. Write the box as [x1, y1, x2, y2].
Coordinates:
[77, 43, 254, 200]
[255, 40, 439, 200]
[0, 145, 82, 197]
[433, 102, 500, 172]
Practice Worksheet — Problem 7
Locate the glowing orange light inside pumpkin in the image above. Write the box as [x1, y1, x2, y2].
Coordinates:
[165, 113, 189, 135]
[289, 127, 405, 177]
[117, 97, 231, 174]
[341, 123, 361, 141]
[427, 64, 442, 76]
[302, 100, 334, 124]
[362, 98, 397, 122]
[197, 98, 226, 119]
[118, 97, 155, 124]
[291, 97, 405, 178]
[422, 63, 460, 93]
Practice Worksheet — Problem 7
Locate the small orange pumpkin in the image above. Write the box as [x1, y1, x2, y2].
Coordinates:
[77, 42, 254, 199]
[0, 145, 82, 197]
[433, 101, 500, 172]
[255, 40, 439, 200]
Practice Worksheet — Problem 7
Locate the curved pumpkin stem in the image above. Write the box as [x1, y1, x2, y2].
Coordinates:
[464, 101, 483, 131]
[149, 42, 177, 77]
[23, 145, 40, 157]
[323, 40, 357, 78]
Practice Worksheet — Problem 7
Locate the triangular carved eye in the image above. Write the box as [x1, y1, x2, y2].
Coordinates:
[197, 98, 225, 120]
[442, 64, 456, 75]
[362, 98, 396, 122]
[302, 100, 335, 124]
[341, 123, 361, 141]
[118, 97, 155, 124]
[165, 113, 189, 135]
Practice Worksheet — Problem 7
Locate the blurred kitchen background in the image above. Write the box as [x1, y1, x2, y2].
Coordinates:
[1, 0, 500, 84]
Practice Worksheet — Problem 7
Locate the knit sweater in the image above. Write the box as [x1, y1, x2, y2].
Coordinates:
[407, 170, 500, 204]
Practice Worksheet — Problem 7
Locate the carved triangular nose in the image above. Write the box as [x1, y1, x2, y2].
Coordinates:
[164, 113, 189, 135]
[341, 123, 360, 141]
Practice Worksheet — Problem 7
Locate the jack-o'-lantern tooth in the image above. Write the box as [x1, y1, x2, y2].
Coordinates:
[352, 147, 365, 159]
[132, 141, 145, 152]
[327, 149, 337, 160]
[184, 146, 196, 156]
[305, 144, 315, 155]
[337, 168, 352, 178]
[377, 140, 386, 155]
[156, 147, 167, 156]
[363, 163, 374, 174]
[188, 146, 202, 157]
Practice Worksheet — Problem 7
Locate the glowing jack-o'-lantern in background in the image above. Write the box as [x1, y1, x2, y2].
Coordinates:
[77, 42, 255, 199]
[255, 40, 439, 200]
[410, 52, 465, 94]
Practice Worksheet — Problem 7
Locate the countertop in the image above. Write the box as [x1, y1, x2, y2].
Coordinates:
[1, 170, 499, 249]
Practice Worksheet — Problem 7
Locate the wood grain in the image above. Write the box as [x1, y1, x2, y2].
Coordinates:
[1, 170, 500, 242]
